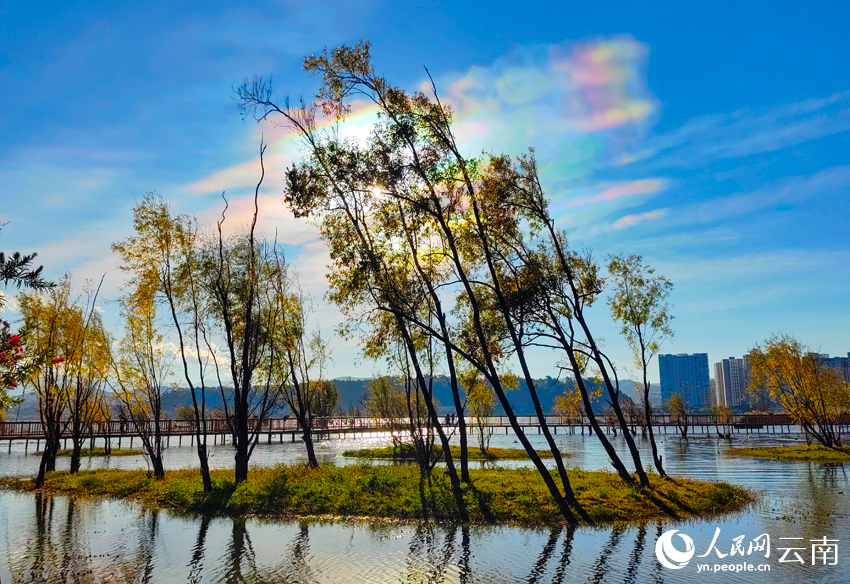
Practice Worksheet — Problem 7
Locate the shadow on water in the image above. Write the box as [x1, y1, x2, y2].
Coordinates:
[5, 493, 686, 584]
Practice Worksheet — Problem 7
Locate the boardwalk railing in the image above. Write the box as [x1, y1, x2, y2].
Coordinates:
[1, 413, 830, 442]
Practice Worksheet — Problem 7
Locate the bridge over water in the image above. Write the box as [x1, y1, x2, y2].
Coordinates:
[0, 413, 816, 453]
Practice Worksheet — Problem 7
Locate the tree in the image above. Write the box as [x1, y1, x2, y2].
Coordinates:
[748, 335, 850, 448]
[0, 252, 52, 293]
[607, 254, 673, 477]
[62, 282, 110, 474]
[667, 393, 689, 438]
[175, 405, 195, 421]
[197, 190, 290, 483]
[109, 290, 172, 478]
[113, 194, 213, 491]
[267, 265, 331, 468]
[553, 385, 585, 426]
[0, 319, 27, 412]
[236, 41, 589, 523]
[1, 226, 53, 414]
[365, 364, 444, 520]
[707, 403, 732, 438]
[310, 379, 339, 418]
[463, 369, 495, 455]
[19, 278, 101, 486]
[364, 375, 411, 450]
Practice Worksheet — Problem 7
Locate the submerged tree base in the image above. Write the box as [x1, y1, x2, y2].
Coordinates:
[342, 445, 569, 462]
[1, 464, 752, 526]
[727, 445, 850, 462]
[33, 448, 145, 458]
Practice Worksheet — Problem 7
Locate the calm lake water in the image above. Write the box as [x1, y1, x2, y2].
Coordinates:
[0, 430, 847, 583]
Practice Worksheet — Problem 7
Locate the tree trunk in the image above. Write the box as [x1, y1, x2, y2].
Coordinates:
[234, 407, 250, 484]
[399, 319, 469, 522]
[556, 328, 635, 485]
[544, 223, 649, 487]
[35, 435, 60, 488]
[70, 437, 83, 474]
[198, 443, 212, 491]
[151, 455, 165, 479]
[301, 420, 318, 467]
[104, 425, 112, 455]
[643, 383, 666, 478]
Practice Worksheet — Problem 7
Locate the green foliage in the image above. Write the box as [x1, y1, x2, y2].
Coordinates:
[309, 379, 339, 417]
[727, 445, 850, 462]
[342, 445, 568, 461]
[4, 464, 753, 526]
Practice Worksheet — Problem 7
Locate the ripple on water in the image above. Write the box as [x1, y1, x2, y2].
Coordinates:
[1, 431, 848, 583]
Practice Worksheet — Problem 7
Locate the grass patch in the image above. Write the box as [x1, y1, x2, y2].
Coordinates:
[342, 444, 569, 461]
[33, 448, 144, 458]
[727, 445, 850, 462]
[0, 464, 752, 526]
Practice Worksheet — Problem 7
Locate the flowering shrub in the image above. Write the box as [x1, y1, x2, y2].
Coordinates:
[1, 320, 27, 411]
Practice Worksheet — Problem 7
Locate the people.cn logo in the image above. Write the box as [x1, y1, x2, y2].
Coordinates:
[655, 529, 696, 569]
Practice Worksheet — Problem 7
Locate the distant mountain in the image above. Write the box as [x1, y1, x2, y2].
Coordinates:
[331, 376, 638, 416]
[4, 377, 640, 420]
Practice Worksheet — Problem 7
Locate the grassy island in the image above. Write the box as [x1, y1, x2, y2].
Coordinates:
[727, 445, 850, 463]
[34, 447, 145, 458]
[0, 464, 752, 526]
[342, 445, 568, 462]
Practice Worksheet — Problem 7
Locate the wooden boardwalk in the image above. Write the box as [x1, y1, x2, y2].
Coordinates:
[0, 413, 819, 452]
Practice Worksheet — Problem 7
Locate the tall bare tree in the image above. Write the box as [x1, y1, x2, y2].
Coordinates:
[109, 290, 172, 478]
[607, 253, 673, 477]
[113, 194, 213, 491]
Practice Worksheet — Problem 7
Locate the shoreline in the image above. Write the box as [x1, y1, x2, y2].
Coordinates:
[341, 445, 569, 461]
[727, 444, 850, 462]
[0, 464, 754, 527]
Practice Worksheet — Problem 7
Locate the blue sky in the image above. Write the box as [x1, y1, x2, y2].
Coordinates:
[1, 0, 848, 381]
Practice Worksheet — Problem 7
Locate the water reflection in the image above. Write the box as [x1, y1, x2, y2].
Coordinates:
[4, 494, 642, 584]
[2, 431, 849, 583]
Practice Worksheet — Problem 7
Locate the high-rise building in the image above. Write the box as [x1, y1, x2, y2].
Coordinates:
[818, 352, 850, 381]
[659, 353, 710, 409]
[713, 356, 751, 408]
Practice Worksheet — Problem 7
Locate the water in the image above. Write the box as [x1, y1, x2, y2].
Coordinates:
[0, 431, 847, 583]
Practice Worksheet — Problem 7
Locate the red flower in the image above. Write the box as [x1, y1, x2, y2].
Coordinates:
[8, 336, 21, 346]
[9, 381, 17, 387]
[0, 353, 5, 360]
[52, 357, 65, 364]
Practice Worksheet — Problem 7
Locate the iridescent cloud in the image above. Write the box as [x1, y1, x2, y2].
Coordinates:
[565, 178, 665, 208]
[612, 210, 664, 229]
[442, 36, 655, 144]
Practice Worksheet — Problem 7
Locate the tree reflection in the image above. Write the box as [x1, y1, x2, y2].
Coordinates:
[623, 524, 646, 584]
[526, 528, 560, 584]
[589, 526, 624, 584]
[7, 495, 685, 584]
[187, 514, 211, 584]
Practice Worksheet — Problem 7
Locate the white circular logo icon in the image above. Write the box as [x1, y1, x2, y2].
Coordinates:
[655, 529, 695, 570]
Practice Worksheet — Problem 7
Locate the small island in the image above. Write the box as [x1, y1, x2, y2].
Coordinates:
[342, 444, 569, 462]
[727, 445, 850, 463]
[0, 465, 752, 526]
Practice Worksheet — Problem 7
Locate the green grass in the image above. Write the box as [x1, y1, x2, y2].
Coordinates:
[342, 444, 569, 461]
[0, 464, 752, 526]
[34, 448, 144, 458]
[727, 444, 850, 462]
